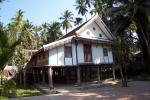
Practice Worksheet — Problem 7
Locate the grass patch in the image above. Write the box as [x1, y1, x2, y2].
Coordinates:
[1, 85, 41, 98]
[14, 86, 41, 97]
[0, 96, 8, 100]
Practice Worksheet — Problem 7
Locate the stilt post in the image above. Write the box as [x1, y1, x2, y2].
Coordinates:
[42, 67, 46, 83]
[112, 64, 116, 80]
[97, 66, 101, 82]
[77, 65, 81, 84]
[48, 67, 53, 89]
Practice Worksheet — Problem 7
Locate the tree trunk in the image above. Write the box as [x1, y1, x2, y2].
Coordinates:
[19, 71, 22, 85]
[120, 66, 128, 87]
[124, 66, 128, 87]
[23, 69, 26, 87]
[134, 10, 150, 68]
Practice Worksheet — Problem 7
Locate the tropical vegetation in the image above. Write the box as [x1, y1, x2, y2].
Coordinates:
[0, 0, 150, 98]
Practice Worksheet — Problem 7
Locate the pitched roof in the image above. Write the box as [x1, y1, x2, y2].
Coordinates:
[59, 14, 113, 40]
[59, 19, 90, 40]
[30, 14, 113, 58]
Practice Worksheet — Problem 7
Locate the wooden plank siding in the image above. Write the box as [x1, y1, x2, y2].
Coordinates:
[36, 51, 49, 66]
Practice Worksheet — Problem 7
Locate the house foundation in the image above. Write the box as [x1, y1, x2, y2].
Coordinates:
[25, 64, 114, 88]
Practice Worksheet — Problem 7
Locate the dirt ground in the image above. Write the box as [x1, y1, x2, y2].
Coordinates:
[9, 81, 150, 100]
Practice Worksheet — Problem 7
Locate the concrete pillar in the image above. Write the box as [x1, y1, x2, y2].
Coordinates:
[97, 66, 100, 82]
[77, 66, 81, 84]
[48, 67, 53, 89]
[42, 68, 45, 83]
[112, 65, 116, 80]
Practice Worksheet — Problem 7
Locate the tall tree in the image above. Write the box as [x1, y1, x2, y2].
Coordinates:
[112, 33, 134, 87]
[74, 17, 83, 26]
[59, 10, 74, 34]
[106, 0, 150, 67]
[11, 9, 24, 33]
[47, 21, 63, 43]
[0, 26, 21, 70]
[90, 0, 104, 16]
[75, 0, 88, 20]
[32, 26, 42, 48]
[40, 22, 49, 44]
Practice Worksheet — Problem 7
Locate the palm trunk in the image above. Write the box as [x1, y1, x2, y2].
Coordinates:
[19, 71, 22, 85]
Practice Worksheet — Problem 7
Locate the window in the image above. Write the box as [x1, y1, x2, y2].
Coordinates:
[65, 46, 72, 58]
[99, 34, 102, 37]
[84, 44, 92, 62]
[103, 48, 108, 56]
[93, 27, 96, 30]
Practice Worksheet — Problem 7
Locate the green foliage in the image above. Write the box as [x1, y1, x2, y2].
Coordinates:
[0, 79, 17, 97]
[74, 17, 83, 26]
[59, 10, 74, 33]
[15, 86, 40, 97]
[11, 9, 24, 33]
[47, 21, 63, 43]
[112, 36, 133, 67]
[0, 28, 21, 69]
[75, 0, 88, 16]
[0, 96, 8, 100]
[0, 78, 40, 98]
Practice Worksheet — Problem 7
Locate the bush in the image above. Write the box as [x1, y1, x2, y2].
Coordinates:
[0, 79, 17, 97]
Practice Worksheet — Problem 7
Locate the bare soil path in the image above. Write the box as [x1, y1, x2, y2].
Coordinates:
[9, 81, 150, 100]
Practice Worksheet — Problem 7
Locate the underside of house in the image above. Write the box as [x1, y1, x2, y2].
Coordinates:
[25, 64, 114, 87]
[24, 14, 115, 88]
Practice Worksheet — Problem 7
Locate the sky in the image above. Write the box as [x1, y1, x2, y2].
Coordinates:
[0, 0, 91, 26]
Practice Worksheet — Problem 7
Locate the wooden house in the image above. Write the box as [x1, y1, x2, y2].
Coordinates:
[25, 14, 115, 88]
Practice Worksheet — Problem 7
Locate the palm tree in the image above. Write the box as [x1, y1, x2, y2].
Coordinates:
[41, 22, 49, 44]
[22, 19, 36, 49]
[47, 21, 63, 43]
[11, 9, 24, 33]
[85, 0, 91, 8]
[90, 0, 104, 16]
[59, 10, 73, 34]
[0, 27, 21, 70]
[33, 26, 42, 48]
[74, 17, 83, 26]
[75, 0, 88, 20]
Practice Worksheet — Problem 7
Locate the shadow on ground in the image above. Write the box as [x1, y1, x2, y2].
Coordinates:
[9, 81, 150, 100]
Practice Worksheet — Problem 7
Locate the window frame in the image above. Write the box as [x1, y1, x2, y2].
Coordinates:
[64, 46, 72, 58]
[84, 44, 92, 62]
[103, 48, 108, 57]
